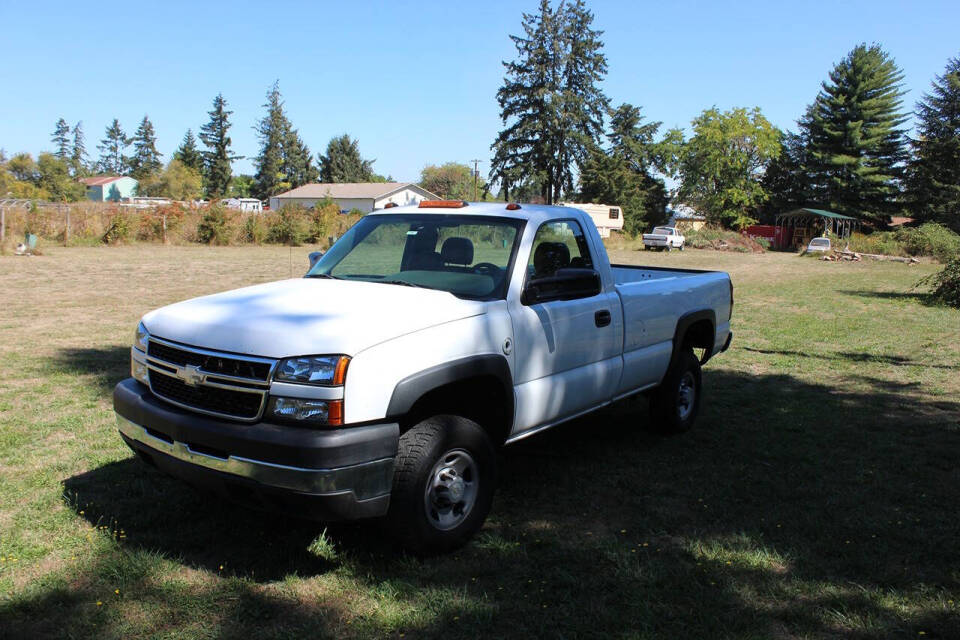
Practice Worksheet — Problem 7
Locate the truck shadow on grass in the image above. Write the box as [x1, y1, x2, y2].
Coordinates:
[10, 366, 958, 638]
[53, 345, 131, 395]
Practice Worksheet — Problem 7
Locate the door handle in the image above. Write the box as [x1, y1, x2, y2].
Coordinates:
[595, 310, 611, 327]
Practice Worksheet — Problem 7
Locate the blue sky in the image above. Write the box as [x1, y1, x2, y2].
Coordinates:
[1, 0, 957, 182]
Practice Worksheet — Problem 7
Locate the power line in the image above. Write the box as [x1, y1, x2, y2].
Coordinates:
[469, 159, 483, 202]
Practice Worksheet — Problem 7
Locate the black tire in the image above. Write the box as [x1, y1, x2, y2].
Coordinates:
[648, 347, 702, 435]
[386, 415, 496, 554]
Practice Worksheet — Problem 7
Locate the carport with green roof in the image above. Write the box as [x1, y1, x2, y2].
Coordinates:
[774, 208, 860, 249]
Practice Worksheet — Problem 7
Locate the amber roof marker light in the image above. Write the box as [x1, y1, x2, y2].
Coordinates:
[418, 200, 469, 209]
[505, 203, 522, 210]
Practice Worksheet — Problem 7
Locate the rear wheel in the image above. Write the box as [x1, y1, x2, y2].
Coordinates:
[386, 415, 496, 554]
[648, 347, 702, 434]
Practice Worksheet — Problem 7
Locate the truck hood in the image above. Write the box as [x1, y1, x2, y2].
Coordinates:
[142, 278, 487, 358]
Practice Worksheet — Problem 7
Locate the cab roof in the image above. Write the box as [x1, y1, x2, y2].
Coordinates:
[367, 202, 585, 227]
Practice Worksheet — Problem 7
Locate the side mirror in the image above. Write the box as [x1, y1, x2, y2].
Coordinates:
[522, 268, 602, 305]
[308, 251, 324, 268]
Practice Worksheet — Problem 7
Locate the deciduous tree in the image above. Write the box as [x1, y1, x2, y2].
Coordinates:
[419, 162, 489, 200]
[675, 107, 781, 229]
[36, 153, 85, 201]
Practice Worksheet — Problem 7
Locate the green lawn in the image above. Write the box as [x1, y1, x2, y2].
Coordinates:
[1, 244, 958, 639]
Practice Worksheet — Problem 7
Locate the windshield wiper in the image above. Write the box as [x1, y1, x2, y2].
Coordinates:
[379, 279, 436, 290]
[304, 273, 340, 279]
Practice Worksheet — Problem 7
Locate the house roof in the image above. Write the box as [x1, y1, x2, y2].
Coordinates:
[79, 176, 128, 186]
[272, 182, 438, 200]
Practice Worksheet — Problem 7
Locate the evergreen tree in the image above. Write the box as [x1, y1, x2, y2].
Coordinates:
[199, 93, 240, 197]
[253, 82, 319, 200]
[760, 129, 814, 220]
[128, 115, 163, 180]
[579, 104, 668, 234]
[318, 134, 375, 183]
[908, 54, 960, 231]
[173, 129, 203, 173]
[70, 122, 89, 176]
[801, 44, 908, 225]
[51, 118, 71, 159]
[490, 0, 608, 204]
[283, 128, 317, 188]
[96, 118, 129, 175]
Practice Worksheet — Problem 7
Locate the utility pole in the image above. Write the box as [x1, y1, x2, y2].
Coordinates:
[470, 159, 482, 202]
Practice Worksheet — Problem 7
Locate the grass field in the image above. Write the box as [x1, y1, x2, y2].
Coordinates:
[1, 244, 958, 639]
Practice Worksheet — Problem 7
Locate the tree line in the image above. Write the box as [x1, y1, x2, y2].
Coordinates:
[0, 83, 392, 203]
[491, 0, 960, 233]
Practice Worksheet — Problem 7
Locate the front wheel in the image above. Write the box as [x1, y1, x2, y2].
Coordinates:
[647, 347, 702, 435]
[386, 415, 496, 554]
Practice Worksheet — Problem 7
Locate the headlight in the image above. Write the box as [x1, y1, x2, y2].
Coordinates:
[269, 397, 343, 426]
[134, 321, 149, 353]
[274, 355, 349, 386]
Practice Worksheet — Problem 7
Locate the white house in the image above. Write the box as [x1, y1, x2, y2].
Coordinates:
[221, 197, 263, 213]
[559, 202, 624, 238]
[269, 183, 439, 213]
[667, 204, 707, 231]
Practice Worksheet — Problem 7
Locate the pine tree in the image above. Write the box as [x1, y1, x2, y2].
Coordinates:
[579, 103, 668, 234]
[96, 119, 129, 175]
[128, 115, 163, 180]
[318, 135, 375, 183]
[70, 122, 89, 176]
[252, 82, 319, 200]
[801, 44, 908, 225]
[760, 129, 814, 219]
[173, 129, 203, 173]
[199, 93, 240, 197]
[490, 0, 608, 204]
[908, 54, 960, 231]
[51, 118, 71, 159]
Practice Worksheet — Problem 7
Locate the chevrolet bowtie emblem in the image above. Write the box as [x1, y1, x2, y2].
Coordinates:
[177, 364, 204, 387]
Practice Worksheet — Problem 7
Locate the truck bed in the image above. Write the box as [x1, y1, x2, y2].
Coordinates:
[611, 263, 715, 284]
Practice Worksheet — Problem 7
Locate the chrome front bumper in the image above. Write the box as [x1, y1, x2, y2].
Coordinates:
[116, 414, 394, 501]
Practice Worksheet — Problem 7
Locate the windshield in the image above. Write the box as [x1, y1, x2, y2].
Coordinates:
[652, 227, 673, 235]
[307, 214, 525, 300]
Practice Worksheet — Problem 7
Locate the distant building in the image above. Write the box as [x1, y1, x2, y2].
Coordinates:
[559, 202, 624, 238]
[269, 183, 439, 213]
[221, 197, 263, 213]
[79, 176, 138, 202]
[668, 205, 706, 231]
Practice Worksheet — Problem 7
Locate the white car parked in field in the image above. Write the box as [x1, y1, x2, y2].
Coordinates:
[806, 237, 832, 253]
[643, 226, 685, 251]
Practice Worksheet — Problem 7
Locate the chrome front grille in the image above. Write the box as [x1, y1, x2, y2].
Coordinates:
[144, 337, 276, 422]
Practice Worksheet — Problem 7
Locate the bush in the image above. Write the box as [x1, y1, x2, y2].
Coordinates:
[196, 205, 233, 245]
[917, 256, 960, 308]
[241, 214, 268, 244]
[266, 204, 311, 245]
[684, 226, 765, 252]
[896, 223, 960, 262]
[101, 209, 132, 244]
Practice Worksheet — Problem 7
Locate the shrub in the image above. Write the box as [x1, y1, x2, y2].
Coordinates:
[241, 214, 268, 244]
[896, 223, 960, 262]
[101, 209, 132, 244]
[196, 204, 233, 245]
[684, 226, 765, 252]
[266, 204, 311, 245]
[917, 256, 960, 308]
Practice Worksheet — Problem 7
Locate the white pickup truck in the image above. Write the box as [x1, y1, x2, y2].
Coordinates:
[114, 201, 732, 552]
[643, 226, 685, 251]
